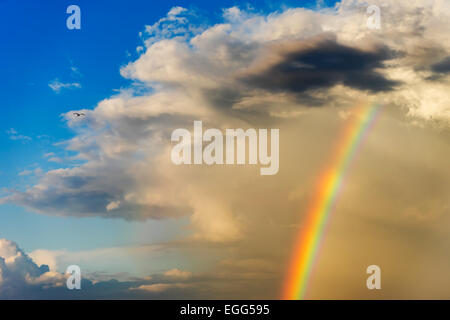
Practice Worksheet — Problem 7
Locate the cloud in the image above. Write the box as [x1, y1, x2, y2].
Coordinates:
[131, 283, 191, 292]
[48, 79, 81, 93]
[240, 34, 400, 94]
[431, 56, 450, 74]
[47, 157, 63, 163]
[106, 200, 120, 211]
[2, 237, 275, 299]
[6, 128, 31, 141]
[0, 237, 182, 298]
[0, 238, 64, 298]
[140, 6, 200, 47]
[163, 268, 193, 280]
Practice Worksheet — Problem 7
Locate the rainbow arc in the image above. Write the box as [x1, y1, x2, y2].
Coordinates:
[283, 101, 381, 300]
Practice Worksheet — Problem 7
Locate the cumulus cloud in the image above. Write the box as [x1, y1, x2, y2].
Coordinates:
[4, 1, 450, 236]
[0, 239, 64, 298]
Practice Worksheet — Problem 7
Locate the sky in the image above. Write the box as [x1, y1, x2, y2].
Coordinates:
[0, 0, 449, 299]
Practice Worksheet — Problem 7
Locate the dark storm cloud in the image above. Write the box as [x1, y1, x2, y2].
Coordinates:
[241, 38, 400, 95]
[431, 56, 450, 74]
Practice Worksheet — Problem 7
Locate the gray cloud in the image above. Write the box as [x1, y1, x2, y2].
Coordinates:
[431, 56, 450, 74]
[241, 36, 400, 95]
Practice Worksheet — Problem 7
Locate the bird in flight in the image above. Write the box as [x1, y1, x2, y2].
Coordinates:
[73, 112, 85, 117]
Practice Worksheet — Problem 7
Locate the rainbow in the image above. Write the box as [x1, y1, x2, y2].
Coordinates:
[283, 100, 381, 300]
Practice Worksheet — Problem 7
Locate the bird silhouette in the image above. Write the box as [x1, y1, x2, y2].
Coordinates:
[73, 112, 85, 117]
